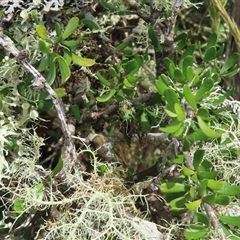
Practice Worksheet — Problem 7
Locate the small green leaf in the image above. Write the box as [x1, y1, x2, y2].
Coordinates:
[81, 19, 99, 30]
[203, 194, 215, 204]
[34, 183, 44, 198]
[116, 41, 130, 51]
[195, 212, 210, 226]
[155, 78, 169, 95]
[140, 112, 151, 132]
[182, 165, 195, 176]
[46, 61, 56, 85]
[204, 46, 217, 61]
[54, 88, 66, 98]
[13, 199, 25, 214]
[63, 49, 72, 65]
[97, 164, 107, 176]
[164, 108, 177, 118]
[148, 26, 162, 52]
[174, 103, 185, 121]
[206, 33, 217, 51]
[96, 89, 116, 102]
[199, 179, 208, 197]
[160, 121, 183, 134]
[182, 55, 194, 77]
[62, 17, 79, 40]
[164, 89, 179, 111]
[215, 195, 230, 205]
[193, 149, 205, 170]
[197, 116, 223, 138]
[54, 56, 71, 85]
[185, 199, 202, 211]
[38, 39, 50, 54]
[50, 155, 63, 177]
[62, 39, 82, 48]
[169, 196, 187, 208]
[207, 179, 226, 190]
[220, 53, 238, 74]
[215, 185, 240, 196]
[183, 85, 197, 110]
[196, 107, 209, 120]
[55, 22, 62, 38]
[174, 68, 185, 83]
[198, 171, 219, 180]
[72, 53, 95, 67]
[108, 67, 118, 77]
[160, 183, 187, 193]
[96, 72, 111, 87]
[36, 25, 48, 40]
[70, 104, 81, 121]
[163, 58, 176, 77]
[184, 225, 209, 239]
[100, 1, 119, 12]
[186, 66, 195, 81]
[219, 216, 240, 227]
[195, 78, 214, 102]
[182, 44, 195, 58]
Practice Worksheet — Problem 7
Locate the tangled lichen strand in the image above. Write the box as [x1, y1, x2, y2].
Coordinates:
[35, 174, 167, 240]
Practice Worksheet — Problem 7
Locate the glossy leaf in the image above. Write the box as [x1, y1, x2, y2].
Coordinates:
[197, 116, 223, 138]
[196, 107, 209, 120]
[70, 104, 81, 121]
[193, 149, 205, 170]
[13, 199, 25, 214]
[148, 26, 162, 52]
[81, 19, 99, 30]
[116, 41, 130, 51]
[54, 88, 66, 98]
[36, 25, 48, 40]
[215, 185, 240, 196]
[174, 103, 185, 121]
[100, 1, 119, 11]
[185, 199, 202, 211]
[160, 121, 183, 134]
[72, 53, 95, 67]
[199, 179, 208, 197]
[155, 78, 168, 95]
[169, 196, 187, 208]
[46, 61, 56, 85]
[207, 179, 226, 190]
[215, 195, 230, 205]
[62, 17, 79, 40]
[203, 194, 215, 204]
[182, 44, 195, 58]
[194, 212, 210, 226]
[54, 56, 71, 85]
[96, 72, 111, 87]
[96, 89, 116, 102]
[63, 49, 72, 65]
[38, 39, 50, 54]
[160, 183, 187, 193]
[165, 108, 177, 118]
[198, 171, 219, 180]
[220, 53, 238, 74]
[219, 216, 240, 227]
[174, 68, 185, 83]
[182, 165, 195, 176]
[183, 85, 197, 110]
[164, 89, 179, 111]
[206, 33, 217, 50]
[184, 225, 209, 239]
[195, 78, 214, 102]
[62, 39, 82, 48]
[38, 54, 49, 72]
[204, 46, 217, 61]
